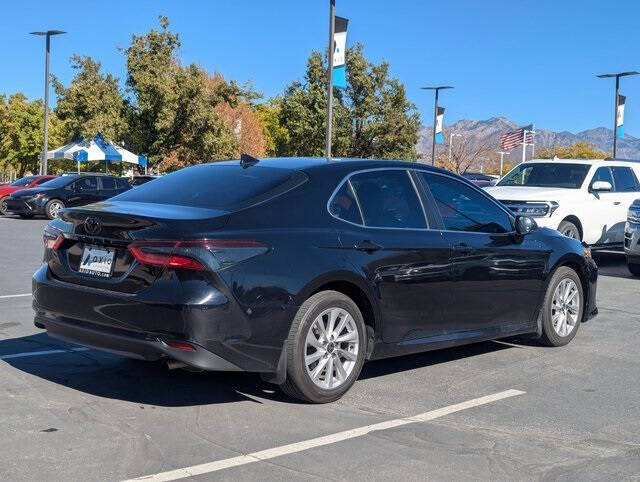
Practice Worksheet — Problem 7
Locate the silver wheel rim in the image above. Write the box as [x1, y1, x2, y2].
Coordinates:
[0, 200, 6, 213]
[49, 201, 63, 218]
[551, 279, 580, 337]
[561, 227, 576, 239]
[304, 307, 359, 390]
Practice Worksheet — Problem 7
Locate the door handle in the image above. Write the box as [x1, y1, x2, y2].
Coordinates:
[613, 201, 621, 205]
[354, 240, 383, 253]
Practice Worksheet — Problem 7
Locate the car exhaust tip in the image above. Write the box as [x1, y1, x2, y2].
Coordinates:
[166, 360, 188, 370]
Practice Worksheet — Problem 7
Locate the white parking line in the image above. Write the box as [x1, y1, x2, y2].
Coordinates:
[123, 389, 525, 482]
[0, 293, 31, 300]
[0, 347, 89, 360]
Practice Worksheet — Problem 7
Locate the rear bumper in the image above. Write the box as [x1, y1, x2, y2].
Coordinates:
[37, 315, 241, 371]
[32, 264, 282, 372]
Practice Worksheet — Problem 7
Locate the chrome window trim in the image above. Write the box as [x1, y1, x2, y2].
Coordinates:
[327, 167, 432, 231]
[327, 166, 517, 234]
[347, 178, 365, 225]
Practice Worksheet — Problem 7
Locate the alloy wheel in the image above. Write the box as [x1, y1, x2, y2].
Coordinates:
[49, 201, 63, 218]
[551, 278, 580, 337]
[562, 228, 576, 239]
[304, 307, 359, 389]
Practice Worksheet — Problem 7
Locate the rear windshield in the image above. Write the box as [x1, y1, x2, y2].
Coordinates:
[498, 163, 591, 189]
[112, 163, 308, 210]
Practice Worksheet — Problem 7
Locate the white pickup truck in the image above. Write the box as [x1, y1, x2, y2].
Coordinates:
[485, 159, 640, 248]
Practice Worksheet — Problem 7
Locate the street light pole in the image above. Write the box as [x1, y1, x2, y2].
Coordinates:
[421, 86, 453, 165]
[30, 30, 66, 175]
[325, 0, 336, 160]
[497, 151, 508, 177]
[597, 71, 638, 158]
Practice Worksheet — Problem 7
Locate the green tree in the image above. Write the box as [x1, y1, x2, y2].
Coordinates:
[123, 16, 237, 169]
[253, 98, 290, 157]
[277, 44, 421, 160]
[53, 55, 127, 143]
[0, 93, 63, 177]
[537, 141, 610, 160]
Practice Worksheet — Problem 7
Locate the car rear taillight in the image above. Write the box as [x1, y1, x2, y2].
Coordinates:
[127, 240, 268, 272]
[43, 226, 64, 250]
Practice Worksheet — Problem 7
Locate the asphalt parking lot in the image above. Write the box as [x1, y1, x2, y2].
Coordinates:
[1, 216, 639, 481]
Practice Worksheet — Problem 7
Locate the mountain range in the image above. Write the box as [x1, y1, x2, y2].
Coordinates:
[417, 117, 640, 166]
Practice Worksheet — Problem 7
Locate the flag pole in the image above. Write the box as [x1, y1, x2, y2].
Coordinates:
[325, 0, 336, 160]
[522, 129, 527, 163]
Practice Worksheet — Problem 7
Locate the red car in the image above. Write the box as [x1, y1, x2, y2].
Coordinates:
[0, 175, 57, 215]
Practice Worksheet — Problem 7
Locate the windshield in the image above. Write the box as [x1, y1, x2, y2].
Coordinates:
[498, 163, 591, 189]
[10, 176, 37, 187]
[38, 177, 74, 188]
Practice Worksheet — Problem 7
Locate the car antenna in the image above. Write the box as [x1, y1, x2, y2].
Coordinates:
[240, 153, 260, 169]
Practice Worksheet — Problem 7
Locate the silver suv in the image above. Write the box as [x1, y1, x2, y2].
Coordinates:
[624, 199, 640, 276]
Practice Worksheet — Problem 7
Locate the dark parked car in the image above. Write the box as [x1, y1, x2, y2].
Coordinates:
[5, 173, 131, 219]
[32, 158, 597, 403]
[624, 199, 640, 276]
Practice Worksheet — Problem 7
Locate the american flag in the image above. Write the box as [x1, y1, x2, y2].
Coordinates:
[500, 124, 533, 150]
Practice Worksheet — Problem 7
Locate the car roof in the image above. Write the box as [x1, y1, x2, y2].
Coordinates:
[523, 158, 640, 166]
[210, 157, 449, 175]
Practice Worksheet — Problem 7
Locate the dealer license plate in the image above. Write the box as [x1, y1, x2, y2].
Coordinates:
[79, 246, 115, 278]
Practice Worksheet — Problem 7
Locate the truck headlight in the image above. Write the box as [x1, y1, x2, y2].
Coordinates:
[502, 201, 559, 217]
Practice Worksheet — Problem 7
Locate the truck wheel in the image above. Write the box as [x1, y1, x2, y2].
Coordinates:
[628, 262, 640, 277]
[558, 220, 580, 240]
[539, 267, 583, 347]
[280, 290, 366, 403]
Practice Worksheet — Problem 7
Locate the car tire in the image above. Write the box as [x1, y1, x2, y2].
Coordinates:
[558, 220, 581, 240]
[280, 290, 367, 403]
[539, 267, 584, 347]
[628, 262, 640, 277]
[0, 196, 8, 215]
[45, 199, 65, 220]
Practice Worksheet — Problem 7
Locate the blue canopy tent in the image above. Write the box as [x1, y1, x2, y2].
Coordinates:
[44, 135, 148, 173]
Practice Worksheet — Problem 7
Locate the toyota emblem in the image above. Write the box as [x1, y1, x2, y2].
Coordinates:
[84, 216, 102, 235]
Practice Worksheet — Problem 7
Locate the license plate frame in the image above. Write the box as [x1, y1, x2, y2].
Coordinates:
[79, 245, 115, 278]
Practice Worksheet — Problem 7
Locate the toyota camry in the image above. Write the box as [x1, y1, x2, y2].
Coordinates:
[32, 157, 598, 403]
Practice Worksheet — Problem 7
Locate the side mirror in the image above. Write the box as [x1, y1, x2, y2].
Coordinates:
[515, 215, 537, 235]
[591, 180, 612, 192]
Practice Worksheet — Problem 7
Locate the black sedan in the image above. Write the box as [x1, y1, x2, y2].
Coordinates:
[32, 158, 597, 403]
[6, 174, 131, 219]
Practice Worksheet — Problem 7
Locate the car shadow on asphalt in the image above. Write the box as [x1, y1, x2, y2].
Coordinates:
[1, 332, 523, 406]
[359, 340, 514, 380]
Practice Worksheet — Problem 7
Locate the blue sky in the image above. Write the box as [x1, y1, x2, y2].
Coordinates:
[2, 0, 640, 135]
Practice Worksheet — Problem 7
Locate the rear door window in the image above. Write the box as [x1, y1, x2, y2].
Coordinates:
[112, 164, 307, 211]
[100, 177, 116, 190]
[348, 170, 427, 229]
[611, 167, 640, 192]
